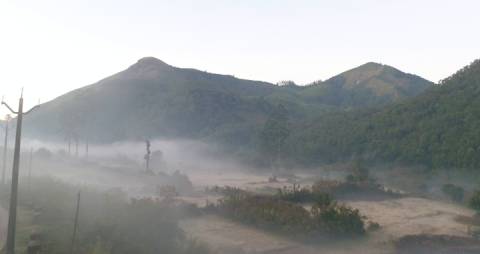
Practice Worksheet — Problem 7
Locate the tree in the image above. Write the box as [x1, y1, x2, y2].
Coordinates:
[442, 184, 464, 203]
[259, 104, 290, 169]
[346, 159, 370, 183]
[469, 190, 480, 213]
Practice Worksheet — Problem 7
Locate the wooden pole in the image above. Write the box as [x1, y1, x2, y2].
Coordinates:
[5, 96, 24, 254]
[70, 191, 81, 254]
[2, 92, 39, 254]
[85, 139, 89, 159]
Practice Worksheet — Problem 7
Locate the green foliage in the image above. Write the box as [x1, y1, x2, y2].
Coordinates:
[275, 184, 334, 205]
[469, 190, 480, 213]
[311, 202, 365, 236]
[14, 177, 211, 254]
[259, 104, 290, 167]
[442, 184, 465, 202]
[346, 160, 371, 184]
[300, 62, 432, 108]
[367, 221, 381, 231]
[218, 194, 312, 234]
[215, 187, 367, 237]
[311, 176, 401, 200]
[25, 58, 431, 156]
[288, 59, 480, 169]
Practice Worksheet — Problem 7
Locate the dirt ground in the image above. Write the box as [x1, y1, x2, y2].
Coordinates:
[181, 214, 394, 254]
[0, 206, 7, 250]
[347, 197, 474, 239]
[179, 171, 477, 254]
[22, 155, 480, 253]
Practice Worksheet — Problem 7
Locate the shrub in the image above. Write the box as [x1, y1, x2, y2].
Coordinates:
[469, 190, 480, 213]
[274, 184, 335, 206]
[442, 184, 464, 202]
[12, 177, 212, 254]
[218, 194, 312, 233]
[311, 202, 365, 236]
[347, 160, 371, 184]
[367, 221, 381, 231]
[215, 187, 367, 237]
[311, 178, 401, 200]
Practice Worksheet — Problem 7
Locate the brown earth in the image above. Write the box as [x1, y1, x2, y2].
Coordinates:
[179, 170, 477, 254]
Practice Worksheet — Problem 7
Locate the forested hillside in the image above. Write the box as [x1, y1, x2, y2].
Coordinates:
[23, 57, 429, 148]
[300, 62, 433, 108]
[289, 60, 480, 169]
[23, 58, 292, 145]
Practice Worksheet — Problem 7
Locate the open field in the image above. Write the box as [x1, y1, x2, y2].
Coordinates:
[177, 170, 478, 254]
[4, 151, 480, 254]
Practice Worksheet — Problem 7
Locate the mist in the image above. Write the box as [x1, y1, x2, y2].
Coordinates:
[1, 1, 480, 252]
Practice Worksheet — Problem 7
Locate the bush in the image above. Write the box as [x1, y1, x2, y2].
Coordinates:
[215, 187, 367, 237]
[469, 190, 480, 213]
[276, 185, 311, 203]
[311, 202, 366, 236]
[367, 221, 381, 231]
[311, 177, 401, 200]
[346, 160, 371, 184]
[442, 184, 464, 202]
[13, 177, 212, 254]
[218, 194, 312, 233]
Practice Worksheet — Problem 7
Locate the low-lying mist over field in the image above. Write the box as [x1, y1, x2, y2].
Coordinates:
[1, 2, 480, 252]
[14, 138, 250, 194]
[1, 135, 480, 254]
[2, 58, 480, 253]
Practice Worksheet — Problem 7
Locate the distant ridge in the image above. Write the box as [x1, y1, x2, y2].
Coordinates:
[300, 62, 433, 108]
[290, 59, 480, 169]
[23, 57, 432, 146]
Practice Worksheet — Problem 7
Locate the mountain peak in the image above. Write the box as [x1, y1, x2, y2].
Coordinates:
[361, 62, 384, 68]
[121, 57, 172, 79]
[301, 61, 433, 108]
[355, 62, 395, 73]
[135, 57, 169, 67]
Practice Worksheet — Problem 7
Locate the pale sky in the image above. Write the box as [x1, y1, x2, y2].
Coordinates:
[0, 0, 479, 117]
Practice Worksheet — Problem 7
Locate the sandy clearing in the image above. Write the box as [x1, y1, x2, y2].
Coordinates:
[181, 214, 393, 254]
[346, 197, 475, 240]
[180, 197, 475, 254]
[179, 170, 478, 253]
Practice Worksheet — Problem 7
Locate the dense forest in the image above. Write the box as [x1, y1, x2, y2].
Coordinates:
[287, 59, 480, 169]
[20, 57, 480, 170]
[23, 58, 431, 146]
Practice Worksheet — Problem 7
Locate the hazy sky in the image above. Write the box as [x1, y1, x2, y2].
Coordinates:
[0, 0, 479, 117]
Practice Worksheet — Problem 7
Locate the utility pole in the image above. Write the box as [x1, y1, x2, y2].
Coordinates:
[68, 137, 71, 156]
[85, 139, 89, 159]
[70, 191, 81, 254]
[1, 92, 39, 254]
[28, 148, 33, 188]
[144, 139, 151, 171]
[75, 136, 78, 158]
[2, 114, 10, 185]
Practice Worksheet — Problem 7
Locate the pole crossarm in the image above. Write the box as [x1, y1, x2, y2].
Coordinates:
[1, 95, 39, 254]
[1, 102, 18, 115]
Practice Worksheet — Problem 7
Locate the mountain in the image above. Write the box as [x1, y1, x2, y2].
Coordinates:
[300, 62, 433, 108]
[23, 57, 431, 148]
[289, 59, 480, 169]
[24, 57, 281, 145]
